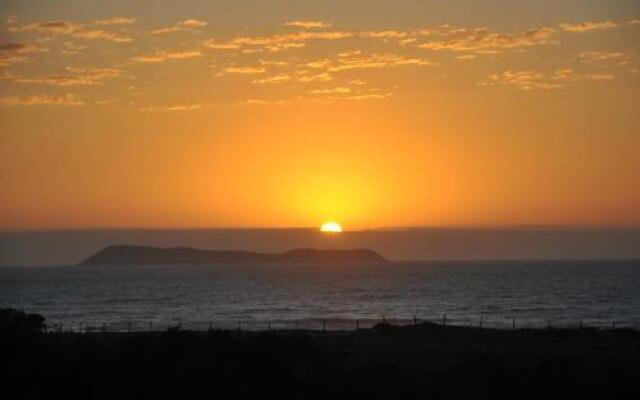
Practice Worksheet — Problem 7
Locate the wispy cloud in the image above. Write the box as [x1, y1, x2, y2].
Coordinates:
[132, 50, 202, 63]
[139, 103, 203, 111]
[309, 87, 352, 95]
[559, 21, 618, 33]
[0, 93, 83, 106]
[252, 74, 292, 84]
[285, 21, 332, 29]
[219, 66, 267, 75]
[579, 51, 633, 66]
[7, 19, 133, 42]
[0, 41, 48, 66]
[325, 53, 437, 72]
[418, 27, 556, 53]
[11, 67, 123, 86]
[204, 30, 354, 53]
[149, 19, 207, 35]
[479, 68, 615, 90]
[93, 17, 137, 26]
[71, 28, 132, 43]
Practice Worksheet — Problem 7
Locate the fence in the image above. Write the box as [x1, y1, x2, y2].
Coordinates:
[43, 314, 640, 334]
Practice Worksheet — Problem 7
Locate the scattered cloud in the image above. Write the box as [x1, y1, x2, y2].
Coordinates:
[93, 17, 137, 26]
[219, 66, 267, 75]
[309, 87, 352, 95]
[560, 21, 618, 33]
[149, 19, 207, 34]
[361, 30, 409, 39]
[297, 72, 333, 83]
[203, 30, 354, 53]
[11, 67, 123, 86]
[7, 19, 132, 42]
[0, 93, 83, 106]
[285, 21, 332, 29]
[132, 50, 202, 63]
[252, 74, 292, 84]
[325, 53, 437, 72]
[479, 68, 615, 90]
[418, 27, 556, 53]
[579, 51, 633, 66]
[71, 28, 132, 43]
[0, 41, 47, 66]
[140, 103, 203, 111]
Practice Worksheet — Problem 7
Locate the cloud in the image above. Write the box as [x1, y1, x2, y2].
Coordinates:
[0, 93, 83, 106]
[297, 72, 333, 83]
[132, 50, 202, 63]
[418, 27, 556, 53]
[11, 67, 123, 86]
[8, 20, 76, 34]
[252, 74, 292, 84]
[219, 66, 267, 75]
[259, 60, 289, 67]
[61, 42, 87, 56]
[203, 39, 242, 50]
[360, 30, 409, 39]
[149, 19, 207, 34]
[325, 53, 437, 72]
[285, 21, 332, 29]
[93, 17, 137, 26]
[560, 21, 618, 33]
[240, 99, 287, 106]
[0, 41, 48, 67]
[479, 68, 615, 90]
[343, 92, 393, 100]
[7, 19, 132, 42]
[309, 87, 352, 95]
[71, 28, 132, 43]
[579, 51, 633, 66]
[204, 30, 354, 53]
[140, 103, 203, 111]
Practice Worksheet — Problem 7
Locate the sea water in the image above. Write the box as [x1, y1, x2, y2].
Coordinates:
[1, 260, 639, 331]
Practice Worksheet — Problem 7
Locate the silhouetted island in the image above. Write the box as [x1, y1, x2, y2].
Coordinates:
[79, 245, 387, 266]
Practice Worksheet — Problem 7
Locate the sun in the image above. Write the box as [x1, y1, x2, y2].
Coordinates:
[320, 221, 343, 233]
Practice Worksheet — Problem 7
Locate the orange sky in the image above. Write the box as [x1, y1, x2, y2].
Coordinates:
[1, 1, 639, 230]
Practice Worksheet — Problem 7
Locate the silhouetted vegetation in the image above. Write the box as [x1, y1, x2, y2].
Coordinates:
[3, 308, 640, 399]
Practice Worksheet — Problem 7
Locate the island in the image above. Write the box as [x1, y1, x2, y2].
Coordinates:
[79, 245, 387, 266]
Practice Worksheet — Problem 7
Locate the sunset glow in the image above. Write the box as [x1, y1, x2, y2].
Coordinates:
[320, 222, 343, 233]
[0, 1, 639, 230]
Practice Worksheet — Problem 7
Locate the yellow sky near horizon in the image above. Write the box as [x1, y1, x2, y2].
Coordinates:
[1, 1, 639, 230]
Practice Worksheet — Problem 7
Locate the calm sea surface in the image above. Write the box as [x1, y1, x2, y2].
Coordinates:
[1, 260, 639, 331]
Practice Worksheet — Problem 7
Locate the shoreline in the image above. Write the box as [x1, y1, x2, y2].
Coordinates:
[4, 309, 640, 399]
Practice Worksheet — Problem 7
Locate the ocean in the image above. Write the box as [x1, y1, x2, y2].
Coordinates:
[1, 260, 639, 331]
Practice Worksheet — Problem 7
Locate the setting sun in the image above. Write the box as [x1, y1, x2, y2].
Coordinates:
[320, 222, 343, 233]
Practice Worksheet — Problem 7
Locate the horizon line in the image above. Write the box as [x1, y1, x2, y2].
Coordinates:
[2, 223, 640, 234]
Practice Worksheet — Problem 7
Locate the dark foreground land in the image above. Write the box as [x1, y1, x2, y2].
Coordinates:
[3, 309, 640, 400]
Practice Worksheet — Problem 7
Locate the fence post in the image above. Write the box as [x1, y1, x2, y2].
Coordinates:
[355, 320, 359, 331]
[295, 320, 299, 330]
[579, 320, 583, 329]
[413, 314, 417, 325]
[322, 320, 326, 333]
[612, 321, 616, 330]
[268, 321, 271, 331]
[512, 316, 516, 330]
[128, 321, 132, 333]
[102, 323, 106, 333]
[479, 314, 483, 328]
[443, 314, 447, 328]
